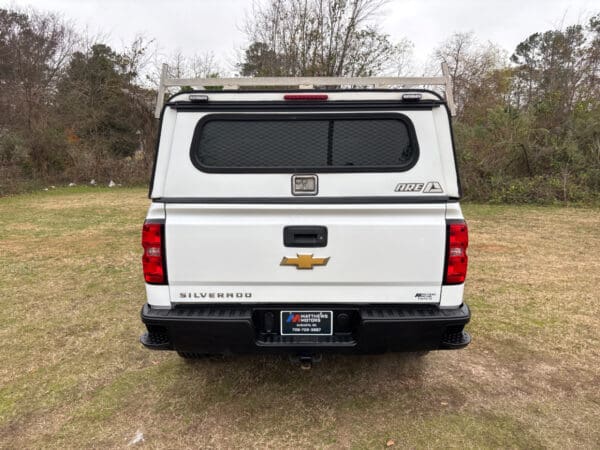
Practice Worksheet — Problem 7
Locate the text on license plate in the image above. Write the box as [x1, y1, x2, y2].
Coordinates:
[280, 311, 333, 336]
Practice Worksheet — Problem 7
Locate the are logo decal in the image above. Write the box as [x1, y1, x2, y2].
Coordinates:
[394, 181, 444, 193]
[394, 182, 424, 192]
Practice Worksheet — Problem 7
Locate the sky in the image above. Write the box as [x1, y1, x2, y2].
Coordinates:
[2, 0, 598, 74]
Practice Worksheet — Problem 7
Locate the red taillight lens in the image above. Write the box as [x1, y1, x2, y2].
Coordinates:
[283, 94, 328, 100]
[444, 221, 468, 285]
[142, 221, 166, 284]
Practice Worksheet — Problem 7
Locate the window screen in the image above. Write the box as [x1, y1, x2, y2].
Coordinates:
[190, 114, 418, 172]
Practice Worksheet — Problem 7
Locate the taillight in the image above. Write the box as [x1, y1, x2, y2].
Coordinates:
[444, 221, 468, 285]
[142, 221, 166, 284]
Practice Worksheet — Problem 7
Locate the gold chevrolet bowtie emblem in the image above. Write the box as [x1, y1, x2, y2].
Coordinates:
[280, 253, 330, 270]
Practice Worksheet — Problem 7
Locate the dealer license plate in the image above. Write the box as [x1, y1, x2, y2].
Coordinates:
[280, 311, 333, 336]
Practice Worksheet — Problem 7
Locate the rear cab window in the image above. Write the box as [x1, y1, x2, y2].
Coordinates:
[190, 114, 419, 173]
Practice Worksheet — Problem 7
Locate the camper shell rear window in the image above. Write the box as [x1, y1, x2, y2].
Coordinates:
[190, 113, 419, 173]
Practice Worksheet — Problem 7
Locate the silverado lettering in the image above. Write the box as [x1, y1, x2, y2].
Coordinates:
[178, 292, 253, 299]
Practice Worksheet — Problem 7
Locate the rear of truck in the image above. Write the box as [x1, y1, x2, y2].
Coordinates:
[140, 90, 470, 356]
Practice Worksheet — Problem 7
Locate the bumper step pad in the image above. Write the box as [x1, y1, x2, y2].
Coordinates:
[140, 331, 172, 350]
[441, 330, 471, 349]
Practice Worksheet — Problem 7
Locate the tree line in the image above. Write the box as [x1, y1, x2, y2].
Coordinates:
[1, 1, 599, 203]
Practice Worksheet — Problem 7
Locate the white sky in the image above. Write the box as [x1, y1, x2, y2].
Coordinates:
[2, 0, 598, 74]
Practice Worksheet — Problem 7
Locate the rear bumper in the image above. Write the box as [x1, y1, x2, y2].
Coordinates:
[140, 303, 470, 355]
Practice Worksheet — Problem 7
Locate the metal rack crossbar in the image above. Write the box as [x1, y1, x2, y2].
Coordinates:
[155, 62, 455, 118]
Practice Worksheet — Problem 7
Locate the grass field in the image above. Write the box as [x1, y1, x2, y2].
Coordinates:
[1, 187, 599, 449]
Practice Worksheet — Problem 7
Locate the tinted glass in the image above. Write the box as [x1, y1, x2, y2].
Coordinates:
[191, 115, 418, 172]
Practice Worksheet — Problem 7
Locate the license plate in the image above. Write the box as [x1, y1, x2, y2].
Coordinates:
[280, 311, 333, 336]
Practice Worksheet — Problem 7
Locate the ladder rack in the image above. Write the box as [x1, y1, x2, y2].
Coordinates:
[155, 62, 456, 118]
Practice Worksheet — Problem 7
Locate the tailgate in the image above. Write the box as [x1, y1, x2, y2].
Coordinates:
[165, 203, 446, 304]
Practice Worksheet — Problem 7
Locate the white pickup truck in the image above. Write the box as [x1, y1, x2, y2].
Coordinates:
[140, 72, 470, 360]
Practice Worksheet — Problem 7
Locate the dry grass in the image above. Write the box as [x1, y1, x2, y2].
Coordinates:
[1, 188, 599, 449]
